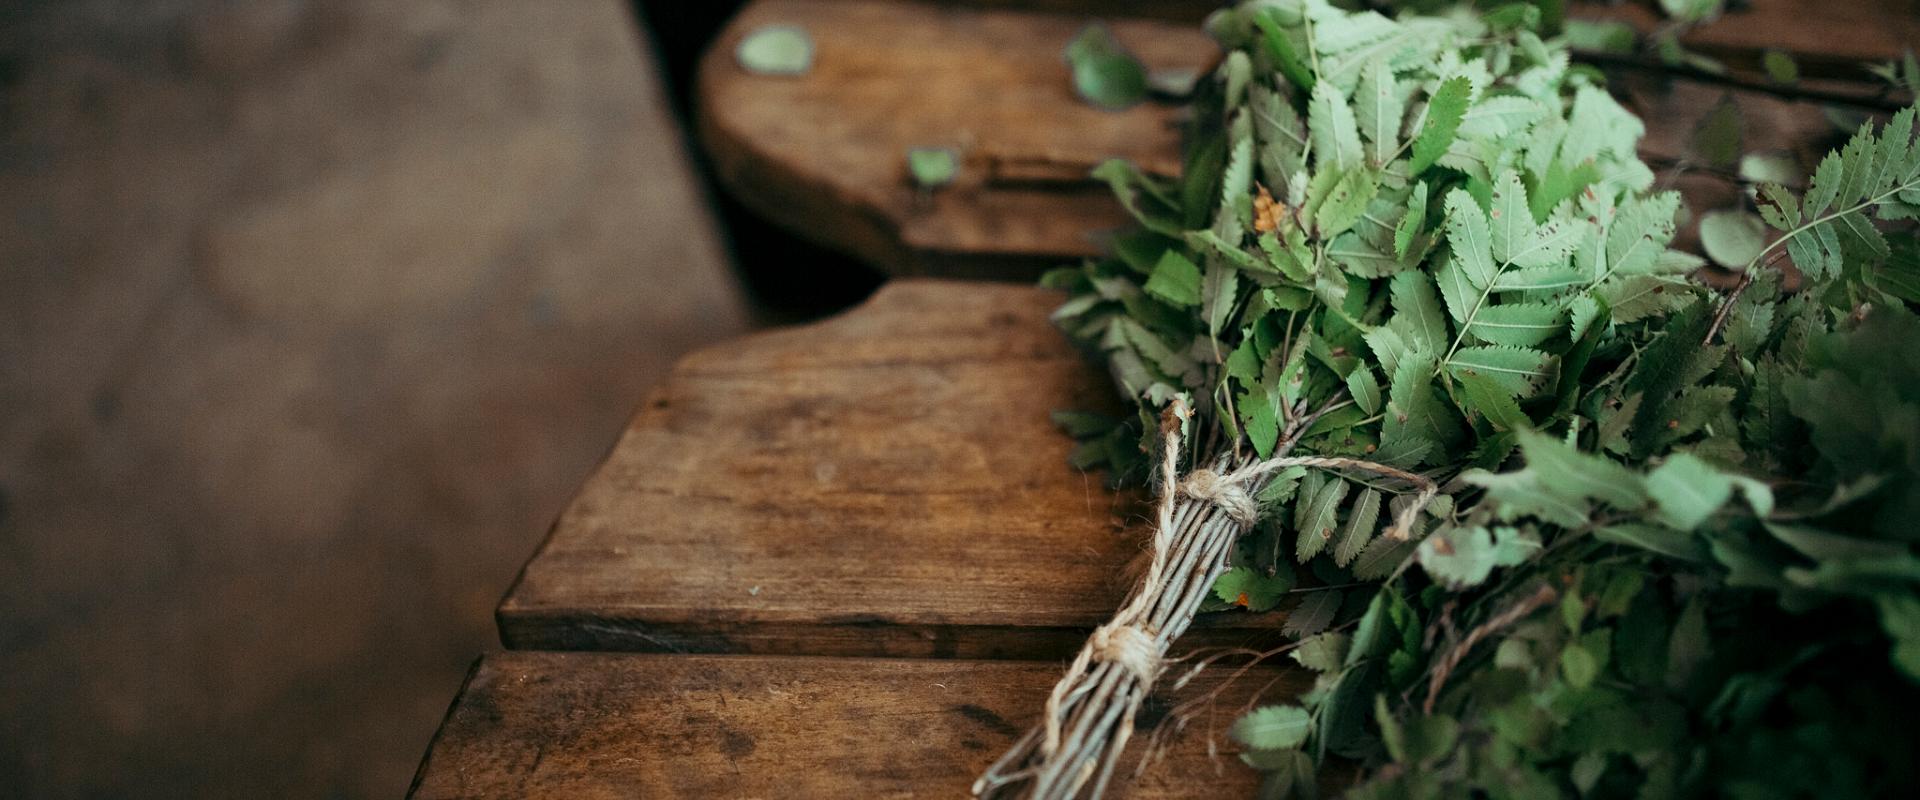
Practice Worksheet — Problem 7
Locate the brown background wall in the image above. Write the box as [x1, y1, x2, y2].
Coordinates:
[0, 1, 753, 795]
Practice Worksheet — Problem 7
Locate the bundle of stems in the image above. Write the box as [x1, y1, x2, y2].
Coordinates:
[976, 396, 1434, 798]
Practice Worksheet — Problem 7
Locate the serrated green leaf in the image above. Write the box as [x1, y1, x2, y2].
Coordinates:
[1214, 565, 1297, 612]
[1493, 264, 1587, 292]
[1284, 588, 1344, 638]
[1445, 189, 1496, 287]
[1142, 249, 1202, 306]
[1352, 534, 1417, 580]
[1333, 488, 1382, 567]
[1447, 346, 1552, 397]
[1456, 371, 1529, 430]
[1346, 368, 1382, 416]
[1411, 77, 1471, 174]
[1389, 271, 1449, 352]
[1295, 477, 1352, 561]
[1310, 81, 1364, 173]
[1290, 632, 1351, 672]
[1489, 171, 1539, 265]
[1231, 704, 1312, 750]
[1316, 169, 1381, 238]
[1466, 302, 1564, 347]
[1356, 58, 1405, 166]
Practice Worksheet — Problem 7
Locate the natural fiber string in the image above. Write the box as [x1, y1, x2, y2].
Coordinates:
[975, 399, 1443, 799]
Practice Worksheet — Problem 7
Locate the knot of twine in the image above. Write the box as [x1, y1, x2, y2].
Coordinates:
[1177, 468, 1259, 523]
[1089, 623, 1161, 682]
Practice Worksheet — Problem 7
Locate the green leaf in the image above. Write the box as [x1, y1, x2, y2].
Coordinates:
[1214, 565, 1297, 612]
[1698, 209, 1767, 269]
[1561, 638, 1601, 688]
[1740, 153, 1800, 186]
[1346, 369, 1382, 416]
[1457, 371, 1529, 431]
[1295, 477, 1352, 562]
[1352, 534, 1417, 580]
[1646, 453, 1735, 531]
[1466, 302, 1564, 347]
[1333, 488, 1382, 567]
[1243, 387, 1281, 458]
[1516, 430, 1648, 510]
[1411, 77, 1471, 174]
[1065, 23, 1148, 110]
[1564, 20, 1636, 54]
[1418, 525, 1541, 588]
[1231, 705, 1312, 750]
[1488, 171, 1539, 266]
[906, 147, 958, 188]
[1291, 632, 1351, 672]
[1310, 81, 1365, 173]
[1316, 169, 1380, 238]
[1284, 588, 1344, 638]
[1447, 346, 1552, 397]
[1390, 272, 1449, 352]
[1596, 523, 1708, 561]
[736, 25, 814, 75]
[1253, 10, 1315, 98]
[1691, 97, 1743, 170]
[1356, 58, 1405, 166]
[1493, 264, 1587, 292]
[1445, 189, 1496, 287]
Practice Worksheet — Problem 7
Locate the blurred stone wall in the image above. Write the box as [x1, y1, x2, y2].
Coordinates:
[0, 0, 749, 795]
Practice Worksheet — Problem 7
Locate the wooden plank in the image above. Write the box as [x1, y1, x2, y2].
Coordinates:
[409, 652, 1300, 798]
[499, 280, 1290, 658]
[698, 0, 1881, 279]
[698, 0, 1215, 278]
[1568, 0, 1918, 74]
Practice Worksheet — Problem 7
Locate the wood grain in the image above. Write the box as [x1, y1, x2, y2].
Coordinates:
[1568, 0, 1918, 74]
[499, 280, 1292, 658]
[698, 0, 1215, 279]
[408, 652, 1303, 799]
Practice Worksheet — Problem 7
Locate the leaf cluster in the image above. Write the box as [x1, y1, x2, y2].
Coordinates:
[1043, 2, 1920, 798]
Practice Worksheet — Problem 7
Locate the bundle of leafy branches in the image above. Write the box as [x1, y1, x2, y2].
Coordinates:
[986, 1, 1920, 798]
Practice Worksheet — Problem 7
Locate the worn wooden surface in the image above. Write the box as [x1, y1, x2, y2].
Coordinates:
[499, 280, 1292, 657]
[1569, 0, 1917, 74]
[410, 652, 1300, 799]
[698, 0, 1213, 279]
[699, 0, 1903, 278]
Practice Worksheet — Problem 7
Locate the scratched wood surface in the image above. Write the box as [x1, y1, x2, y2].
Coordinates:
[699, 0, 1905, 277]
[409, 652, 1303, 799]
[1569, 0, 1917, 75]
[499, 280, 1291, 657]
[698, 0, 1213, 279]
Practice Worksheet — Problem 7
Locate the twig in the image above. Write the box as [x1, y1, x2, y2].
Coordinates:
[1422, 583, 1559, 715]
[1574, 49, 1909, 113]
[1703, 269, 1757, 345]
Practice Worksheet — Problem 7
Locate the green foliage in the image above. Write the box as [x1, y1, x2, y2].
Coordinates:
[735, 25, 813, 76]
[1046, 2, 1920, 797]
[905, 147, 958, 189]
[1065, 23, 1148, 110]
